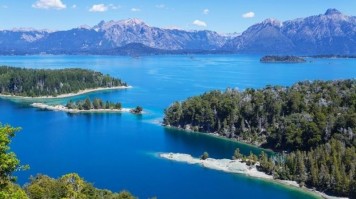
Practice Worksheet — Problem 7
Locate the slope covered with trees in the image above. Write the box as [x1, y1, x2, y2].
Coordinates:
[164, 80, 356, 151]
[233, 139, 356, 198]
[0, 66, 127, 97]
[0, 123, 135, 198]
[163, 79, 356, 197]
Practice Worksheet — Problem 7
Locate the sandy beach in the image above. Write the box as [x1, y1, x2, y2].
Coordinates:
[159, 153, 348, 199]
[0, 86, 132, 99]
[31, 103, 133, 114]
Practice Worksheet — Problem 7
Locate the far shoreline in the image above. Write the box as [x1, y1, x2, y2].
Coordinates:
[0, 85, 132, 100]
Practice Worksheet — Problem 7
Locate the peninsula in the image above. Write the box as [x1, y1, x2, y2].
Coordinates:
[163, 79, 356, 198]
[0, 66, 128, 98]
[31, 97, 143, 114]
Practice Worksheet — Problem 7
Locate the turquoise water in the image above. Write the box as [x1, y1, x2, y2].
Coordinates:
[1, 55, 355, 198]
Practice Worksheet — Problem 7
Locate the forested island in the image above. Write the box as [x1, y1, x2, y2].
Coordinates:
[0, 124, 136, 199]
[163, 80, 356, 197]
[0, 66, 127, 97]
[260, 56, 306, 63]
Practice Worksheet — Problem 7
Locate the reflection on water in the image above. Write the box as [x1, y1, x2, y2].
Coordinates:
[163, 127, 274, 159]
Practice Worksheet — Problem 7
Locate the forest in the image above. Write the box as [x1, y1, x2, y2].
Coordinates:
[66, 98, 122, 110]
[164, 80, 356, 197]
[65, 98, 143, 114]
[233, 139, 356, 197]
[0, 123, 136, 199]
[0, 66, 126, 97]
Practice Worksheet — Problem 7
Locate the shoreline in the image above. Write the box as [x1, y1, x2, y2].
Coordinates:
[31, 103, 133, 114]
[159, 152, 348, 199]
[163, 125, 275, 154]
[0, 85, 132, 99]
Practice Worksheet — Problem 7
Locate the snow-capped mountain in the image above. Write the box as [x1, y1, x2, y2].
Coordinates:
[0, 9, 355, 55]
[223, 9, 356, 54]
[0, 18, 227, 54]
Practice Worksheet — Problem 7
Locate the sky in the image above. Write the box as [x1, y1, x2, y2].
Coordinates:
[0, 0, 354, 33]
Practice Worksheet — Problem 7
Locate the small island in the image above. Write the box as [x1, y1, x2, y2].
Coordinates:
[0, 66, 128, 98]
[260, 55, 306, 63]
[32, 97, 144, 114]
[130, 106, 144, 114]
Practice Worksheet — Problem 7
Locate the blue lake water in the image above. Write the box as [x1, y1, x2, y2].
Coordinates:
[1, 55, 356, 198]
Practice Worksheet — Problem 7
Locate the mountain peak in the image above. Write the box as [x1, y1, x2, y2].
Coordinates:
[120, 18, 144, 25]
[325, 8, 342, 16]
[93, 18, 147, 31]
[262, 18, 282, 27]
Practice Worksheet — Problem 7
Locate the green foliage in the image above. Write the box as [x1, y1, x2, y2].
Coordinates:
[164, 80, 356, 151]
[0, 183, 28, 199]
[0, 66, 126, 97]
[66, 98, 122, 111]
[0, 124, 22, 188]
[24, 174, 136, 199]
[232, 148, 243, 160]
[244, 139, 356, 197]
[200, 152, 209, 160]
[131, 106, 143, 114]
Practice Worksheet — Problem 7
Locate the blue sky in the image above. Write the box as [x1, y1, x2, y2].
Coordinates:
[0, 0, 354, 33]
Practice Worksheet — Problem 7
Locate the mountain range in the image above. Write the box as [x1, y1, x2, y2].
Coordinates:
[0, 9, 355, 55]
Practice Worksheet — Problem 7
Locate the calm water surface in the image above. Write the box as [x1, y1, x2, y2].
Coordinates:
[1, 55, 355, 199]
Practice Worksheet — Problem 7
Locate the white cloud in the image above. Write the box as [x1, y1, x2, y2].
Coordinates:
[242, 11, 255, 18]
[32, 0, 66, 10]
[192, 20, 207, 27]
[155, 4, 165, 9]
[203, 9, 209, 15]
[72, 4, 76, 9]
[131, 8, 141, 12]
[89, 4, 108, 12]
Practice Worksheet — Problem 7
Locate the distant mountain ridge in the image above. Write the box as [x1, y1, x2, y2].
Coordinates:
[223, 9, 356, 54]
[0, 18, 227, 55]
[1, 9, 355, 55]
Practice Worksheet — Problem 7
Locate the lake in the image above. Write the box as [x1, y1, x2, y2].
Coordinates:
[1, 55, 355, 198]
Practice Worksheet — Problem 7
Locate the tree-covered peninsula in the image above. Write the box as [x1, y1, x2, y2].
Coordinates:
[31, 98, 144, 114]
[0, 66, 127, 97]
[0, 123, 136, 199]
[163, 80, 356, 197]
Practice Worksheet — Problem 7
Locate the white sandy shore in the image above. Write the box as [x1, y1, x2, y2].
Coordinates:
[0, 86, 132, 99]
[159, 153, 348, 199]
[31, 103, 132, 114]
[160, 153, 272, 179]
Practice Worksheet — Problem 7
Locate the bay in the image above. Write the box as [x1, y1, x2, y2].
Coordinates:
[1, 55, 355, 198]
